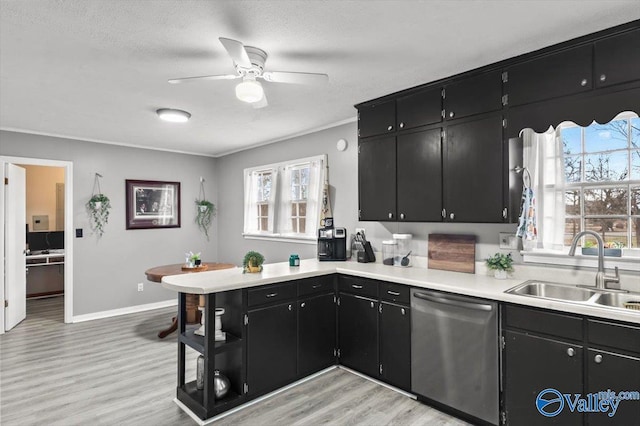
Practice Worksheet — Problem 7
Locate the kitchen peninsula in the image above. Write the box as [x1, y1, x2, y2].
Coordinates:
[162, 259, 640, 424]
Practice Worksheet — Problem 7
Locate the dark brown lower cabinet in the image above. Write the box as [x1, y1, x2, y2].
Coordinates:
[379, 302, 410, 391]
[338, 292, 379, 378]
[503, 330, 584, 425]
[246, 301, 297, 396]
[298, 292, 336, 377]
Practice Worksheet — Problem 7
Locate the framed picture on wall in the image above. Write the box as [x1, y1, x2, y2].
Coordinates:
[125, 180, 181, 229]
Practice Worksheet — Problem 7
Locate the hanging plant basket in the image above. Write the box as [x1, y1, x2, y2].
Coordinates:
[86, 193, 111, 237]
[195, 199, 216, 240]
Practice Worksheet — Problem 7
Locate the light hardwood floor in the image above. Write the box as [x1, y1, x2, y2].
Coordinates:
[1, 297, 469, 426]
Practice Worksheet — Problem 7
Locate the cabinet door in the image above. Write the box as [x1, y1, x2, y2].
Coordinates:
[298, 293, 336, 377]
[503, 330, 583, 426]
[358, 100, 396, 138]
[507, 44, 592, 106]
[594, 28, 640, 88]
[358, 135, 396, 221]
[380, 302, 410, 390]
[444, 70, 503, 120]
[444, 114, 504, 222]
[587, 348, 640, 425]
[247, 302, 297, 396]
[397, 129, 442, 222]
[338, 293, 378, 377]
[396, 87, 442, 130]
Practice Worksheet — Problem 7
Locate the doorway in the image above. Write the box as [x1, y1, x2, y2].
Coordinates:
[1, 156, 74, 333]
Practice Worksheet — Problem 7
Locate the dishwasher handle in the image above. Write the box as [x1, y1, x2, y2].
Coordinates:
[413, 291, 494, 312]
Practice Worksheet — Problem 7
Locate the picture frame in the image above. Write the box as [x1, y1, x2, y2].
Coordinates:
[125, 179, 181, 229]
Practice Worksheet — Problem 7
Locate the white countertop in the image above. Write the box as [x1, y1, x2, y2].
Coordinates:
[161, 259, 640, 325]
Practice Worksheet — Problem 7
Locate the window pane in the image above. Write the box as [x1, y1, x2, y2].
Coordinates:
[564, 218, 581, 246]
[291, 218, 298, 233]
[632, 117, 640, 147]
[301, 167, 309, 186]
[585, 218, 627, 247]
[291, 203, 297, 216]
[299, 202, 307, 217]
[299, 218, 306, 234]
[584, 151, 628, 182]
[584, 120, 629, 153]
[292, 169, 300, 185]
[564, 190, 581, 216]
[632, 218, 639, 248]
[262, 173, 271, 199]
[260, 203, 268, 216]
[632, 187, 640, 216]
[564, 155, 582, 183]
[584, 188, 627, 215]
[632, 149, 640, 181]
[561, 126, 581, 155]
[260, 217, 268, 231]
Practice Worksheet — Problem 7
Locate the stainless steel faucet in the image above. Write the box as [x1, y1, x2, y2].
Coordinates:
[568, 230, 620, 290]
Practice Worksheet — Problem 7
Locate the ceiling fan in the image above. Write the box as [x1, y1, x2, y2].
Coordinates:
[168, 37, 329, 108]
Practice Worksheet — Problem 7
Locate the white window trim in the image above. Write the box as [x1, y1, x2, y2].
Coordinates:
[243, 154, 325, 244]
[522, 248, 640, 272]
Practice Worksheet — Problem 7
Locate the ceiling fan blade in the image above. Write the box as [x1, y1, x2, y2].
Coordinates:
[168, 74, 239, 84]
[261, 71, 328, 85]
[252, 93, 268, 109]
[219, 37, 252, 68]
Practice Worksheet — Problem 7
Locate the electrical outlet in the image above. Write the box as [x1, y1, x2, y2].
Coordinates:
[355, 228, 365, 237]
[499, 233, 518, 250]
[137, 282, 144, 292]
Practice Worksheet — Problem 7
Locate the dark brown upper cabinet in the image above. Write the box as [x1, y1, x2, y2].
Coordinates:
[594, 28, 640, 88]
[506, 44, 593, 107]
[358, 99, 396, 138]
[358, 135, 396, 221]
[444, 70, 503, 120]
[396, 87, 442, 131]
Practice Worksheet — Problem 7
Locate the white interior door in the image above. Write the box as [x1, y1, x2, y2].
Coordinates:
[5, 163, 27, 330]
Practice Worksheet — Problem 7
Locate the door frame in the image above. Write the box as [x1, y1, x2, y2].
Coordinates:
[0, 156, 74, 331]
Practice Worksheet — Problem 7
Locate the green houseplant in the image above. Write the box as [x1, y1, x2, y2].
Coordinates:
[485, 252, 514, 279]
[195, 199, 216, 241]
[86, 193, 111, 237]
[243, 251, 265, 273]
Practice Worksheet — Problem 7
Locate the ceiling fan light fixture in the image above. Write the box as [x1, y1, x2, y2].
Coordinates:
[156, 108, 191, 123]
[235, 78, 264, 103]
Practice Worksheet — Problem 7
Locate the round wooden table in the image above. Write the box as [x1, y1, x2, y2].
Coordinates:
[145, 262, 236, 338]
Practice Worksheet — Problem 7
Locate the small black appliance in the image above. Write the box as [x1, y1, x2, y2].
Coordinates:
[317, 227, 347, 261]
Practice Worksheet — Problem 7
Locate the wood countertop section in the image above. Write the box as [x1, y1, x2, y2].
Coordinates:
[145, 262, 236, 283]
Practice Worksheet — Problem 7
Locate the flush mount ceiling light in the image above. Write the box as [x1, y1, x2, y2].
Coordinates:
[235, 76, 264, 103]
[156, 108, 191, 123]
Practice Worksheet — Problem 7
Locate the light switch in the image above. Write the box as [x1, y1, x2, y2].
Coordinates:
[75, 228, 83, 238]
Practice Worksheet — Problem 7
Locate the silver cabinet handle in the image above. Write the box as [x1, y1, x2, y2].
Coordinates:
[567, 348, 575, 357]
[266, 292, 278, 298]
[312, 284, 322, 289]
[399, 122, 405, 129]
[300, 302, 306, 308]
[413, 291, 494, 312]
[388, 212, 393, 219]
[352, 284, 363, 289]
[580, 78, 588, 87]
[387, 290, 400, 296]
[449, 111, 454, 118]
[370, 301, 375, 308]
[288, 304, 292, 311]
[449, 212, 455, 220]
[401, 308, 406, 316]
[400, 213, 405, 220]
[599, 74, 606, 82]
[595, 354, 603, 364]
[387, 125, 393, 131]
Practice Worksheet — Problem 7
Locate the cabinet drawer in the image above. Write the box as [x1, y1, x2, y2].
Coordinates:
[504, 305, 583, 341]
[247, 282, 296, 307]
[338, 276, 378, 298]
[588, 319, 640, 354]
[298, 275, 335, 297]
[379, 282, 409, 305]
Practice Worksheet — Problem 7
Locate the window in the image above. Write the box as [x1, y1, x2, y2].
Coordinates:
[243, 155, 325, 241]
[559, 115, 639, 248]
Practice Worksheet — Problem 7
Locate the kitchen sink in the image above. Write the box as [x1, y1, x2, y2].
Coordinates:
[505, 280, 640, 312]
[506, 281, 598, 302]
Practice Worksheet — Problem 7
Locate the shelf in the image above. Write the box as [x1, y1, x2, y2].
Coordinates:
[179, 330, 242, 355]
[178, 380, 244, 420]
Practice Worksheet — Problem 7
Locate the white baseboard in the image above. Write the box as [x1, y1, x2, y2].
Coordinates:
[72, 299, 177, 323]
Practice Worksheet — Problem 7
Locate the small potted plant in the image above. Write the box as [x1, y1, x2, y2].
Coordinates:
[86, 193, 111, 237]
[485, 252, 514, 279]
[195, 199, 216, 241]
[243, 251, 265, 273]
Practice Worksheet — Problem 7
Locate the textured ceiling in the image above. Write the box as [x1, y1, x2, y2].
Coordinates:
[1, 1, 639, 157]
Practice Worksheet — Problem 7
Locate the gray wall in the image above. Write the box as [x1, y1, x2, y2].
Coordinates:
[1, 130, 218, 315]
[215, 122, 519, 266]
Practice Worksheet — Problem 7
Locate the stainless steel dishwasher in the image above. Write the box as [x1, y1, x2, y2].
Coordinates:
[411, 288, 499, 425]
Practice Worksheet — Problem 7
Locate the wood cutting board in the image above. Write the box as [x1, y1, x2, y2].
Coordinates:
[428, 234, 476, 274]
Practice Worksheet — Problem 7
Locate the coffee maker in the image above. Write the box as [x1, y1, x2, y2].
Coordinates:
[317, 226, 347, 261]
